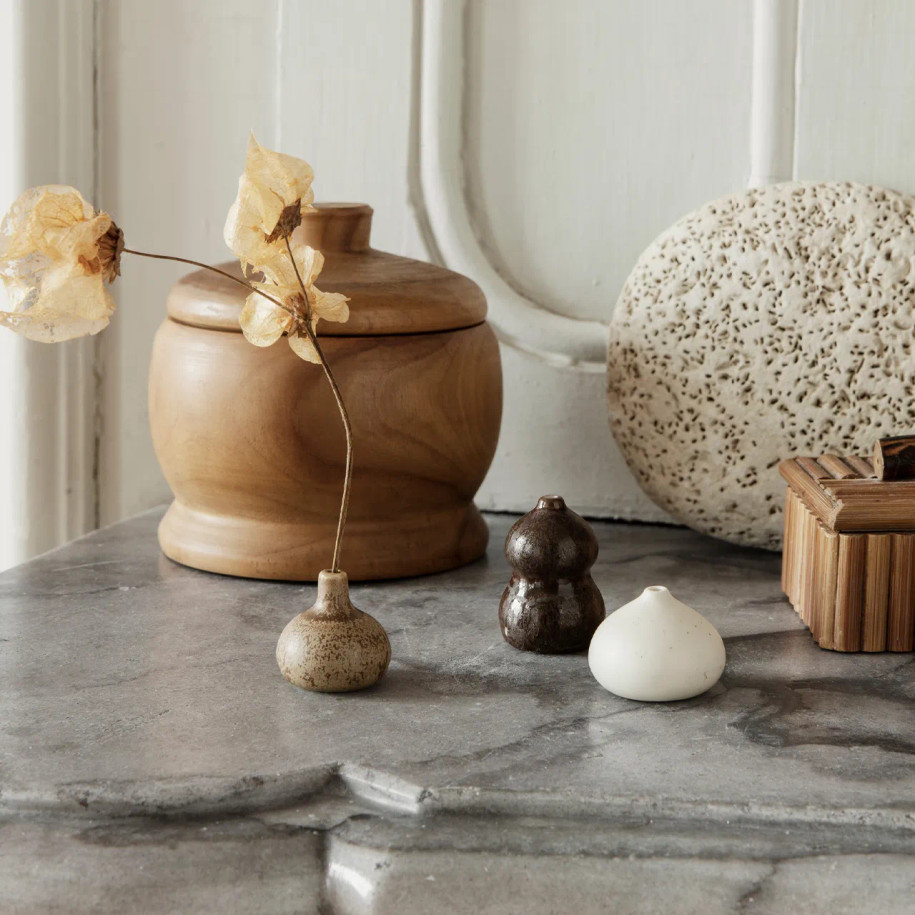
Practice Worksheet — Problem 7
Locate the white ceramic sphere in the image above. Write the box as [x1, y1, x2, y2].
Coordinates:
[608, 181, 915, 549]
[588, 586, 726, 702]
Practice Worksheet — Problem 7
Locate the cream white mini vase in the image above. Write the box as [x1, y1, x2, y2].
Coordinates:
[588, 586, 726, 701]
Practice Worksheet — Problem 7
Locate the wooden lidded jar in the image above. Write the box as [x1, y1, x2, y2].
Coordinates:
[149, 203, 502, 581]
[780, 436, 915, 652]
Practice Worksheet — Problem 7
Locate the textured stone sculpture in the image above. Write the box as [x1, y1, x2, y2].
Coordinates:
[607, 181, 915, 549]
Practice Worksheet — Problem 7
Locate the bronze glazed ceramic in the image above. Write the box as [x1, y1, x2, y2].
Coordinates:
[149, 203, 502, 581]
[276, 570, 390, 692]
[499, 495, 605, 653]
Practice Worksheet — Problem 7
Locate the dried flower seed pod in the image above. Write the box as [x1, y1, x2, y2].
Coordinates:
[0, 185, 121, 341]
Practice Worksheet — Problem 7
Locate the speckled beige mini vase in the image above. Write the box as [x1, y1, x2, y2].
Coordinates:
[276, 571, 390, 692]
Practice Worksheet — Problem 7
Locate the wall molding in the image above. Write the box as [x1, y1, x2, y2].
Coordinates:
[749, 0, 799, 187]
[417, 0, 801, 374]
[0, 0, 98, 567]
[417, 0, 608, 373]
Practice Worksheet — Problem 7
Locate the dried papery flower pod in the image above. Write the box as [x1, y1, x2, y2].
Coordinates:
[96, 223, 125, 283]
[0, 185, 120, 342]
[238, 239, 349, 364]
[224, 134, 316, 274]
[238, 284, 299, 346]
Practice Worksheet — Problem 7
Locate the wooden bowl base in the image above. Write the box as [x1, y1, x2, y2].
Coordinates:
[157, 500, 490, 581]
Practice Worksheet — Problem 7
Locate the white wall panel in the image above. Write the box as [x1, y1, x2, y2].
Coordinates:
[463, 0, 752, 517]
[277, 0, 425, 259]
[98, 0, 279, 523]
[466, 0, 754, 324]
[795, 0, 915, 192]
[0, 0, 96, 570]
[477, 346, 665, 519]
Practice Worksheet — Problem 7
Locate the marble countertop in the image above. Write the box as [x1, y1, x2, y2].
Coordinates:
[2, 508, 914, 913]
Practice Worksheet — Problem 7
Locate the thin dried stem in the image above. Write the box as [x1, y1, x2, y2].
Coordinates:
[122, 247, 298, 320]
[283, 235, 353, 573]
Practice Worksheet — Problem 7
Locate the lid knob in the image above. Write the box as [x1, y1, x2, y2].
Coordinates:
[299, 203, 373, 252]
[873, 435, 915, 481]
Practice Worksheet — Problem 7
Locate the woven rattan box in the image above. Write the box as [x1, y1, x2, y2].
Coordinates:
[779, 436, 915, 652]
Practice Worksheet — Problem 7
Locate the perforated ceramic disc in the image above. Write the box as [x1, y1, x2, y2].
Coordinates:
[607, 181, 915, 549]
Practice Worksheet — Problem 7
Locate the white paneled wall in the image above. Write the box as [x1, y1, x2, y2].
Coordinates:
[4, 0, 915, 563]
[98, 0, 278, 522]
[0, 1, 95, 569]
[466, 0, 753, 324]
[794, 1, 915, 188]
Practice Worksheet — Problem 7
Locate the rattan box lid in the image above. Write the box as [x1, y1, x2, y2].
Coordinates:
[779, 436, 915, 532]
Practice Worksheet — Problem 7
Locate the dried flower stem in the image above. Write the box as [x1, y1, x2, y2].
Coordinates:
[283, 236, 353, 573]
[121, 247, 298, 321]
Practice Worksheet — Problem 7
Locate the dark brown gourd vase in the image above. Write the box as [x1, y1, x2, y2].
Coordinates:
[499, 495, 605, 653]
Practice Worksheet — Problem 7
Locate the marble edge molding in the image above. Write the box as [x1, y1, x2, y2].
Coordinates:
[0, 766, 337, 822]
[6, 762, 914, 837]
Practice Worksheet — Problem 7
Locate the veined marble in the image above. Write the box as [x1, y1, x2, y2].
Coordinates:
[1, 509, 914, 913]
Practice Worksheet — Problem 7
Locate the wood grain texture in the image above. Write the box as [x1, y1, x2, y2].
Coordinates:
[834, 535, 866, 652]
[818, 454, 855, 479]
[789, 490, 805, 609]
[796, 457, 828, 481]
[820, 480, 915, 531]
[800, 503, 817, 628]
[782, 477, 915, 652]
[780, 458, 915, 532]
[781, 488, 795, 599]
[779, 460, 835, 524]
[809, 514, 823, 633]
[845, 455, 875, 479]
[862, 535, 891, 652]
[816, 526, 839, 650]
[150, 321, 502, 581]
[888, 535, 915, 652]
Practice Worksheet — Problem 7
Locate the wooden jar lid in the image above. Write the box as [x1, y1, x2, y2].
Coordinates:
[165, 203, 487, 336]
[779, 437, 915, 532]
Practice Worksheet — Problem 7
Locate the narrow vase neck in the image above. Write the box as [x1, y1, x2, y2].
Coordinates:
[299, 203, 372, 252]
[313, 569, 359, 620]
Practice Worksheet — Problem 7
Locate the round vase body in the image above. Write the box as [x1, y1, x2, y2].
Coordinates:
[588, 586, 726, 701]
[276, 570, 390, 693]
[149, 204, 503, 581]
[499, 495, 605, 653]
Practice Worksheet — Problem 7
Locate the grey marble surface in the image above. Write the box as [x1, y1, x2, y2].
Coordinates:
[2, 508, 915, 913]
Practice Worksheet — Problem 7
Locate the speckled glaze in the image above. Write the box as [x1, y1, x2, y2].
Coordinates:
[276, 570, 390, 692]
[499, 495, 605, 653]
